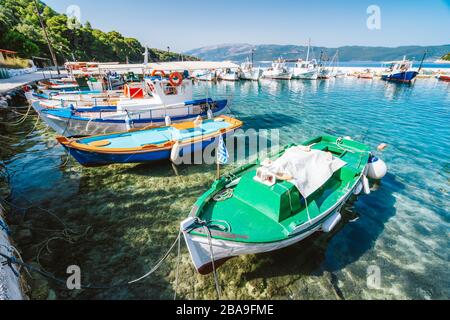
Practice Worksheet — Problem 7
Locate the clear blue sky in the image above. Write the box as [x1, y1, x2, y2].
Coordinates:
[43, 0, 450, 52]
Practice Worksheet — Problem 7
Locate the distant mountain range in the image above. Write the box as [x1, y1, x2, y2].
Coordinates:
[184, 43, 450, 62]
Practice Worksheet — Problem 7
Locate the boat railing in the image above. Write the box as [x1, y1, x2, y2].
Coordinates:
[97, 100, 212, 122]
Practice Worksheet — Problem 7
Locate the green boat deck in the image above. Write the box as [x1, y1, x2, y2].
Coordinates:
[191, 136, 371, 244]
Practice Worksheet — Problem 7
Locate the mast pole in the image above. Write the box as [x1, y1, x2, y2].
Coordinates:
[306, 38, 311, 62]
[418, 50, 427, 72]
[33, 0, 60, 75]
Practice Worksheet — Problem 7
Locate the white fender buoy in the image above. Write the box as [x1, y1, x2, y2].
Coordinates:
[207, 109, 213, 119]
[362, 175, 371, 195]
[193, 115, 202, 127]
[171, 141, 181, 164]
[353, 181, 363, 195]
[322, 212, 342, 233]
[125, 113, 131, 131]
[367, 156, 388, 180]
[165, 115, 172, 126]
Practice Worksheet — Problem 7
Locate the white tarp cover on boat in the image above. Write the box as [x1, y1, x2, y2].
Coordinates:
[267, 146, 346, 198]
[0, 214, 23, 300]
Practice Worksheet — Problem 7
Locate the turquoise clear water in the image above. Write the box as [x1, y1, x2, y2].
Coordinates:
[1, 77, 449, 299]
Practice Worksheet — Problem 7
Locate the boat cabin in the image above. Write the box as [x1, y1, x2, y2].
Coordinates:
[294, 59, 318, 70]
[383, 57, 413, 73]
[271, 58, 287, 70]
[116, 77, 194, 112]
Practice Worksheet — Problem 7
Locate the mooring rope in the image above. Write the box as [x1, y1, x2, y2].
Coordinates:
[0, 103, 33, 126]
[173, 229, 182, 300]
[0, 229, 181, 290]
[203, 225, 222, 299]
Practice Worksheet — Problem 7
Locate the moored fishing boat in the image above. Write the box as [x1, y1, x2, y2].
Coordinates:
[291, 39, 319, 80]
[437, 74, 450, 81]
[240, 57, 263, 81]
[38, 80, 79, 91]
[181, 136, 387, 274]
[263, 58, 292, 80]
[36, 72, 228, 135]
[381, 56, 422, 83]
[39, 97, 228, 136]
[57, 115, 242, 166]
[292, 60, 319, 80]
[358, 69, 375, 79]
[193, 70, 217, 81]
[219, 68, 240, 81]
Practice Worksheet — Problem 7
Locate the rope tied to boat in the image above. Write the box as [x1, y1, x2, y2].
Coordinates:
[184, 217, 226, 300]
[0, 229, 182, 290]
[204, 225, 222, 299]
[0, 103, 33, 126]
[213, 188, 234, 202]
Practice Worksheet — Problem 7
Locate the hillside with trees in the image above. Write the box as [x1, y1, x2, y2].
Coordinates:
[0, 0, 197, 65]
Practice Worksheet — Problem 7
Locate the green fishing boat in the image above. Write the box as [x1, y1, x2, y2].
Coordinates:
[181, 135, 387, 274]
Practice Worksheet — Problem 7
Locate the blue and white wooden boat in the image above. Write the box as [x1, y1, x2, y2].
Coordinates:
[381, 57, 419, 83]
[34, 74, 228, 136]
[40, 98, 228, 136]
[56, 115, 242, 167]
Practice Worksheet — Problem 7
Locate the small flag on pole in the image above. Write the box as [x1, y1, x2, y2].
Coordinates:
[216, 135, 229, 179]
[217, 135, 229, 165]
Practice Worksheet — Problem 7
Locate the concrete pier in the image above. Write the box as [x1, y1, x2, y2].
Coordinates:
[0, 70, 67, 94]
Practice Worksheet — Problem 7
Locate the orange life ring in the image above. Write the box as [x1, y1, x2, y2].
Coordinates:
[151, 70, 166, 78]
[169, 72, 183, 86]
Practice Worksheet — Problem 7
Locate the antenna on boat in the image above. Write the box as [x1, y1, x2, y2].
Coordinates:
[306, 38, 311, 62]
[143, 46, 149, 66]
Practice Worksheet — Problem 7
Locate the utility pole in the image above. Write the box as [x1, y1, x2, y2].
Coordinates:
[33, 0, 60, 75]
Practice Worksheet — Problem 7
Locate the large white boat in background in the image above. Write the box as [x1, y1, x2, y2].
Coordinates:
[291, 40, 319, 80]
[240, 50, 263, 81]
[240, 59, 263, 81]
[292, 59, 319, 80]
[263, 57, 292, 80]
[193, 69, 217, 81]
[219, 68, 240, 81]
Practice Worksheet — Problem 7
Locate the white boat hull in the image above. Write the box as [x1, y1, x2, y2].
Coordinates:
[183, 175, 362, 274]
[195, 72, 216, 81]
[240, 69, 263, 81]
[263, 70, 292, 80]
[220, 73, 240, 81]
[292, 69, 319, 80]
[37, 100, 228, 136]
